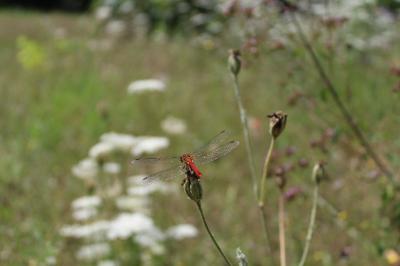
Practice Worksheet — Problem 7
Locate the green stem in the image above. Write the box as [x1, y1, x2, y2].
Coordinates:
[298, 184, 319, 266]
[196, 202, 232, 266]
[258, 137, 275, 205]
[231, 74, 258, 197]
[279, 192, 287, 266]
[231, 73, 272, 253]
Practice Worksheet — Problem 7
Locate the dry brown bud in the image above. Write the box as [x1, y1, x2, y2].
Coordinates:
[268, 111, 287, 139]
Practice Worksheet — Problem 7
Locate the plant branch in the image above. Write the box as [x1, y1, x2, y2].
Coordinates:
[196, 202, 232, 266]
[298, 183, 319, 266]
[289, 13, 395, 184]
[231, 74, 258, 197]
[231, 73, 272, 253]
[279, 192, 287, 266]
[259, 137, 275, 206]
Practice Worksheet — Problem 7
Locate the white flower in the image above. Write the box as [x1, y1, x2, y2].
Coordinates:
[166, 224, 198, 240]
[72, 195, 102, 210]
[131, 137, 169, 156]
[98, 260, 119, 266]
[72, 158, 98, 179]
[107, 213, 158, 240]
[127, 79, 166, 94]
[115, 196, 149, 212]
[161, 116, 187, 135]
[89, 142, 115, 159]
[100, 132, 137, 152]
[73, 208, 98, 221]
[76, 243, 111, 261]
[105, 20, 126, 36]
[60, 221, 110, 239]
[95, 6, 112, 21]
[103, 162, 121, 175]
[128, 181, 176, 196]
[135, 233, 165, 255]
[119, 1, 134, 13]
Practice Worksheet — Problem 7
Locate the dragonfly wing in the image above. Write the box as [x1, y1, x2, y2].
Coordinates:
[132, 156, 180, 167]
[142, 165, 186, 183]
[193, 140, 239, 165]
[192, 130, 231, 155]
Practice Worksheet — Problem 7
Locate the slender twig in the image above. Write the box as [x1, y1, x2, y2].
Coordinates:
[288, 12, 395, 184]
[298, 183, 319, 266]
[259, 138, 275, 206]
[230, 73, 272, 253]
[231, 74, 258, 197]
[278, 192, 287, 266]
[196, 202, 232, 266]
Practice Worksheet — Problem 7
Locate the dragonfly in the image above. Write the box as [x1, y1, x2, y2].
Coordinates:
[132, 130, 240, 183]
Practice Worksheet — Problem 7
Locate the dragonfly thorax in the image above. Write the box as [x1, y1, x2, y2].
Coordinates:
[180, 154, 202, 178]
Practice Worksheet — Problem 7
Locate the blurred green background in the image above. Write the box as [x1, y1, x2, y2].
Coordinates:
[1, 1, 400, 265]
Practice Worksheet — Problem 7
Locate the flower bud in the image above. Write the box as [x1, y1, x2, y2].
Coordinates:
[184, 176, 203, 203]
[228, 49, 241, 76]
[312, 162, 325, 184]
[268, 111, 287, 139]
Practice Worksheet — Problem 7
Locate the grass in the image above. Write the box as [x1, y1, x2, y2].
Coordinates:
[0, 10, 399, 265]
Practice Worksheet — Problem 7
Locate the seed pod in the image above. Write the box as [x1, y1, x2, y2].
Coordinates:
[268, 111, 287, 139]
[228, 49, 241, 76]
[184, 176, 203, 203]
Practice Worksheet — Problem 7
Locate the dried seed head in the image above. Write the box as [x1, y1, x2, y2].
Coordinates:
[312, 162, 325, 184]
[275, 175, 286, 190]
[228, 49, 241, 76]
[184, 176, 203, 203]
[268, 111, 287, 139]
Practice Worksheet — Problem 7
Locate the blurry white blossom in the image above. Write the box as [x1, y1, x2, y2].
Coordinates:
[131, 137, 169, 156]
[166, 224, 198, 240]
[98, 260, 119, 266]
[119, 1, 134, 13]
[60, 220, 110, 239]
[115, 196, 149, 212]
[89, 142, 115, 159]
[76, 243, 111, 261]
[95, 6, 112, 21]
[107, 213, 160, 240]
[72, 196, 102, 210]
[161, 116, 187, 135]
[72, 158, 98, 179]
[103, 162, 121, 175]
[128, 181, 176, 196]
[127, 79, 166, 94]
[105, 20, 126, 36]
[135, 234, 165, 255]
[73, 208, 98, 221]
[100, 132, 137, 152]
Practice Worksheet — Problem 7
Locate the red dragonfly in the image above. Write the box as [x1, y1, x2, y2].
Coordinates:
[132, 130, 240, 183]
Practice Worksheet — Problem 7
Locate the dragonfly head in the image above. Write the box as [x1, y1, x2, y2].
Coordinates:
[180, 154, 194, 164]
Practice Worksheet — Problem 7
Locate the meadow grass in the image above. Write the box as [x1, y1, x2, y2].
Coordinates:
[0, 11, 399, 265]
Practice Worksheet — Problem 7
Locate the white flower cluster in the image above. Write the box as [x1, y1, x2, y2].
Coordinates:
[127, 79, 166, 94]
[71, 132, 169, 180]
[63, 129, 197, 264]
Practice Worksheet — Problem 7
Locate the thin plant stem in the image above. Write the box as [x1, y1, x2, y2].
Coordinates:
[195, 202, 232, 266]
[231, 73, 272, 253]
[289, 13, 395, 184]
[231, 74, 258, 197]
[278, 192, 287, 266]
[259, 137, 275, 206]
[298, 184, 319, 266]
